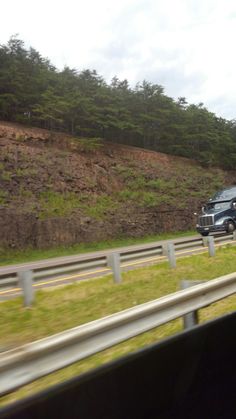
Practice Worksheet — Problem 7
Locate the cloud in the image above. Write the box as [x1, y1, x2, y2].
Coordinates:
[1, 0, 236, 119]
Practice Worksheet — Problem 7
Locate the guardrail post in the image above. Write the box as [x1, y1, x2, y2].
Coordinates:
[18, 270, 34, 307]
[202, 236, 208, 247]
[207, 236, 215, 257]
[233, 230, 236, 241]
[180, 280, 200, 329]
[107, 253, 122, 284]
[162, 244, 167, 256]
[166, 243, 176, 269]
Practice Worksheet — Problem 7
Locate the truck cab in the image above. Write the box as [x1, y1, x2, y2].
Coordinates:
[196, 186, 236, 236]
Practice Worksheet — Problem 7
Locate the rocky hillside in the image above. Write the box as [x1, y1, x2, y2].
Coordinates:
[0, 121, 235, 249]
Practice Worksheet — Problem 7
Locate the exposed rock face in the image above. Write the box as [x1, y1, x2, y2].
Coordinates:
[0, 121, 235, 249]
[0, 208, 194, 249]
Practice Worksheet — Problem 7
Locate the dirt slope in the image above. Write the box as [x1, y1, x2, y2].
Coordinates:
[0, 121, 235, 249]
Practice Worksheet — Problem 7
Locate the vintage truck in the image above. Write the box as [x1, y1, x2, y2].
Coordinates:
[196, 186, 236, 236]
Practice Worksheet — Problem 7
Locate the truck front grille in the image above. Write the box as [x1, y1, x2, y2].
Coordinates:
[198, 215, 214, 227]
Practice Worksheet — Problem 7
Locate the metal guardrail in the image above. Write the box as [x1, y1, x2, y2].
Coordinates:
[0, 233, 235, 299]
[1, 271, 236, 395]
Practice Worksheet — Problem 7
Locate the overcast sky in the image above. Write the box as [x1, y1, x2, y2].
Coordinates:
[2, 0, 236, 120]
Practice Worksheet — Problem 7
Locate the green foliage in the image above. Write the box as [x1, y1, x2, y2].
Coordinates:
[15, 168, 38, 177]
[147, 178, 176, 190]
[0, 189, 8, 205]
[127, 175, 147, 189]
[76, 137, 103, 152]
[118, 189, 141, 201]
[127, 176, 176, 193]
[1, 36, 236, 169]
[1, 171, 12, 181]
[84, 196, 118, 219]
[46, 193, 117, 221]
[118, 189, 170, 207]
[39, 191, 82, 218]
[145, 179, 164, 189]
[114, 165, 136, 180]
[141, 192, 159, 207]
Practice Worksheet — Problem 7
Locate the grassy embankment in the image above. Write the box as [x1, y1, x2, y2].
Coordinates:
[0, 244, 236, 406]
[0, 230, 195, 266]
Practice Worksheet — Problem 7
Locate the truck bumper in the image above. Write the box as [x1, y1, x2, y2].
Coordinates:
[196, 225, 226, 235]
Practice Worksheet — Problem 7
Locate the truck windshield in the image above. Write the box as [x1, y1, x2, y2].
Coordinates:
[206, 202, 230, 211]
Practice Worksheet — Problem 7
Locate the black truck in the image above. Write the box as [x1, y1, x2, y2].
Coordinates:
[196, 186, 236, 236]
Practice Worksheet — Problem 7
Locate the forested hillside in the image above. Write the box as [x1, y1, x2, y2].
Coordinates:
[1, 37, 236, 169]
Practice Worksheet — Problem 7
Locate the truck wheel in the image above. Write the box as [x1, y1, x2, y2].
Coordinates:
[201, 232, 209, 236]
[226, 221, 235, 233]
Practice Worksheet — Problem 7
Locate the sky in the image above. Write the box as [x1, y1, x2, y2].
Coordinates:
[1, 0, 236, 120]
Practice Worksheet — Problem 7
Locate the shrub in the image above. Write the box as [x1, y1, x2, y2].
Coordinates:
[76, 137, 103, 153]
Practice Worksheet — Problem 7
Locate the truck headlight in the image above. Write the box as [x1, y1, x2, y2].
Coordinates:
[215, 219, 224, 225]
